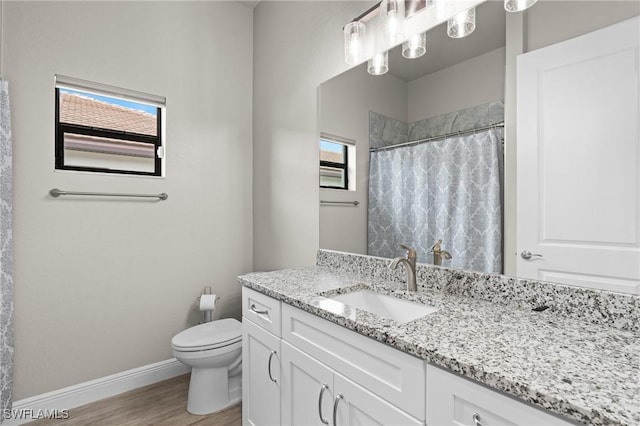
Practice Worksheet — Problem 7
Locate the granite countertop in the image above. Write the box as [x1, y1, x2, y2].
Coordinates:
[239, 266, 640, 426]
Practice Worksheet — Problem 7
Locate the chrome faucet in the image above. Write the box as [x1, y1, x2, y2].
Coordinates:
[389, 244, 417, 292]
[431, 239, 452, 266]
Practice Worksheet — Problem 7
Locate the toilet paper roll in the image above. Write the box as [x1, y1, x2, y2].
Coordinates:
[199, 294, 217, 311]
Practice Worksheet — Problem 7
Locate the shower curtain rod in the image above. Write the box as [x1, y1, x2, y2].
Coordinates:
[370, 122, 504, 152]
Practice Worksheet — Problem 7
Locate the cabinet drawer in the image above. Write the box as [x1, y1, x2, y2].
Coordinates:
[242, 287, 282, 337]
[282, 304, 425, 420]
[426, 365, 574, 426]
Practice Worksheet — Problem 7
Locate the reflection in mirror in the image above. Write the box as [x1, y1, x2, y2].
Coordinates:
[319, 1, 640, 294]
[320, 1, 506, 273]
[320, 137, 349, 190]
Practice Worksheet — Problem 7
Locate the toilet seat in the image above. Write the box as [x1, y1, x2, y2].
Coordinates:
[171, 318, 242, 352]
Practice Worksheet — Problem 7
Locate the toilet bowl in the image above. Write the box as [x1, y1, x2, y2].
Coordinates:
[171, 318, 242, 415]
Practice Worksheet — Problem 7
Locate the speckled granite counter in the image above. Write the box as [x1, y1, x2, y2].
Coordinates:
[239, 265, 640, 426]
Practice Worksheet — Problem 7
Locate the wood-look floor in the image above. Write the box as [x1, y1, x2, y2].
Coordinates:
[27, 374, 241, 426]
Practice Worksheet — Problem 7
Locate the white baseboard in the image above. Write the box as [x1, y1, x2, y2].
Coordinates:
[5, 358, 189, 425]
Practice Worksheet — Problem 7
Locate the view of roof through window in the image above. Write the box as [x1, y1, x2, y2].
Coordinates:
[320, 140, 344, 164]
[320, 139, 348, 189]
[56, 85, 163, 175]
[59, 88, 157, 136]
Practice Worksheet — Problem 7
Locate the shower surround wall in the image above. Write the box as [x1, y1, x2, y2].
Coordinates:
[369, 100, 505, 149]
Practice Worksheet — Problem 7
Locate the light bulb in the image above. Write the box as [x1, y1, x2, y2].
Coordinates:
[447, 8, 475, 39]
[381, 0, 405, 45]
[402, 32, 426, 59]
[344, 21, 366, 65]
[504, 0, 538, 12]
[368, 51, 389, 76]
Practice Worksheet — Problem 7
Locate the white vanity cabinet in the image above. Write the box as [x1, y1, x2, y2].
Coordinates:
[281, 341, 423, 426]
[280, 303, 425, 425]
[426, 365, 574, 426]
[242, 288, 282, 426]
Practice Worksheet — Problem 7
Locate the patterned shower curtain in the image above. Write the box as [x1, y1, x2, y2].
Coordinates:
[0, 78, 14, 420]
[368, 128, 503, 273]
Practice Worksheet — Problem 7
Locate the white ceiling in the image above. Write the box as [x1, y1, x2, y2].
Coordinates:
[388, 1, 506, 82]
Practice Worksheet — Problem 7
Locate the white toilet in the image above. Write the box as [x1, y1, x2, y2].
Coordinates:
[171, 318, 242, 415]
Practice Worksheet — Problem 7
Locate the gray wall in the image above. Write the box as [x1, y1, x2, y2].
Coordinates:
[253, 1, 363, 271]
[407, 47, 505, 122]
[526, 1, 640, 51]
[4, 1, 253, 399]
[319, 68, 407, 254]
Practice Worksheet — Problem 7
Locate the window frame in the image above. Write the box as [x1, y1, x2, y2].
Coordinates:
[320, 139, 349, 190]
[54, 76, 165, 177]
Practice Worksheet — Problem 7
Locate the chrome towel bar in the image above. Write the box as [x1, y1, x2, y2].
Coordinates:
[49, 188, 168, 200]
[320, 200, 359, 206]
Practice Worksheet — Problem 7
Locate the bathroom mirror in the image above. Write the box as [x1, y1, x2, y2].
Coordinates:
[319, 1, 640, 294]
[320, 1, 506, 268]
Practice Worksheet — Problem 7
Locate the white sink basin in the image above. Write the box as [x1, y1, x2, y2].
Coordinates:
[328, 290, 438, 324]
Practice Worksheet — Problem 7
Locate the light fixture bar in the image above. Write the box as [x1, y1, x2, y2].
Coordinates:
[345, 1, 382, 28]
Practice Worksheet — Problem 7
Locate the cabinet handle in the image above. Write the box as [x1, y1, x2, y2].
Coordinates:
[267, 350, 277, 383]
[250, 303, 269, 315]
[332, 393, 344, 426]
[318, 384, 329, 424]
[473, 412, 483, 426]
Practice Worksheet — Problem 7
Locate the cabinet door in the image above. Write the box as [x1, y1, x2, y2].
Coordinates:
[243, 319, 281, 426]
[281, 341, 334, 426]
[333, 373, 424, 426]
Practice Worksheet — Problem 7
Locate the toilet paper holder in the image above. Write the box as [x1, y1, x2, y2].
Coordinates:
[197, 286, 220, 323]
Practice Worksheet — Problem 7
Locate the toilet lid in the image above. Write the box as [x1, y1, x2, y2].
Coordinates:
[171, 318, 242, 351]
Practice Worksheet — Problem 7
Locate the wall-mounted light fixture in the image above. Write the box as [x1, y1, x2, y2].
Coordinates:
[447, 7, 476, 38]
[345, 0, 538, 74]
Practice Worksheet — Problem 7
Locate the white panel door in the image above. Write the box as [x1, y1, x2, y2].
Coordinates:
[242, 319, 281, 426]
[281, 341, 334, 426]
[516, 16, 640, 294]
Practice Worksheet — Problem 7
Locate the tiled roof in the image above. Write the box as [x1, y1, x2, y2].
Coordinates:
[59, 93, 157, 136]
[320, 150, 343, 163]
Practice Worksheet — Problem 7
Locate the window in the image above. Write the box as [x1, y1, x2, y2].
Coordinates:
[320, 138, 349, 190]
[55, 75, 165, 176]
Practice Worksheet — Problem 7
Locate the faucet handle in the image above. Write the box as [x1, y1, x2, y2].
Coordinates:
[399, 244, 417, 259]
[430, 239, 443, 253]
